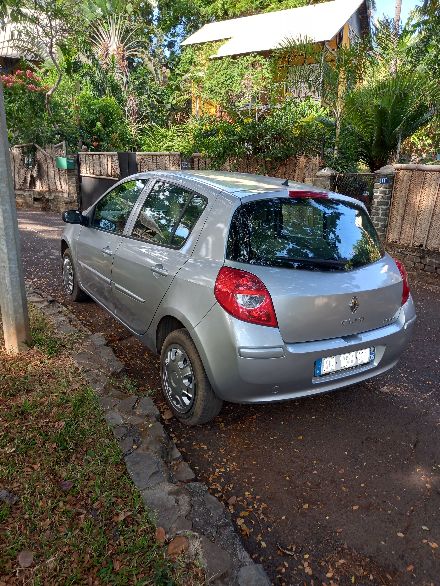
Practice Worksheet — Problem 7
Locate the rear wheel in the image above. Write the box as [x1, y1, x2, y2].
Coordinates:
[160, 329, 223, 425]
[62, 249, 87, 302]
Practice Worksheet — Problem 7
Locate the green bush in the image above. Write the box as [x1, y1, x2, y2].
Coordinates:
[1, 68, 51, 144]
[76, 91, 133, 151]
[138, 98, 329, 166]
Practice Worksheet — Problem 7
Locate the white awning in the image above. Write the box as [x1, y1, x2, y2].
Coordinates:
[182, 0, 364, 57]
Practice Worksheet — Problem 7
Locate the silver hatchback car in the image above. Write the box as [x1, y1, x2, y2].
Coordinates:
[61, 171, 416, 425]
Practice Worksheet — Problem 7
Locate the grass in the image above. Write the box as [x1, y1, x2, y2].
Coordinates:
[0, 309, 202, 585]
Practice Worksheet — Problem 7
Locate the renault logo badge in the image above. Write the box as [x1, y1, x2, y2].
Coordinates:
[349, 296, 360, 313]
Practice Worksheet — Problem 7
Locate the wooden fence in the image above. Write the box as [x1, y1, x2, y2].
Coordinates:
[387, 164, 440, 252]
[10, 143, 67, 193]
[78, 151, 182, 178]
[136, 152, 181, 172]
[191, 154, 321, 184]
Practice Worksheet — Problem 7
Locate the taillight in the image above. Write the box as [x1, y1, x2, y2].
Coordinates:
[214, 266, 278, 327]
[289, 190, 328, 199]
[394, 258, 410, 306]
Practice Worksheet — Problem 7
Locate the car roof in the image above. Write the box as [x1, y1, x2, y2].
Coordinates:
[135, 170, 367, 211]
[146, 170, 289, 195]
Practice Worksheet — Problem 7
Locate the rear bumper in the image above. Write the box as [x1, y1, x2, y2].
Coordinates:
[193, 296, 416, 403]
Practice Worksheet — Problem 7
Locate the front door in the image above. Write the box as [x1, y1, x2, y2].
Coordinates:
[76, 178, 148, 309]
[111, 180, 208, 334]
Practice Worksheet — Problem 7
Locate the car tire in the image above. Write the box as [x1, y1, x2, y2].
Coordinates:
[160, 328, 223, 425]
[62, 249, 87, 302]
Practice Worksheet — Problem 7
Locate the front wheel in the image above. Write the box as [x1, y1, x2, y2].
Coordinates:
[160, 329, 223, 426]
[62, 249, 87, 302]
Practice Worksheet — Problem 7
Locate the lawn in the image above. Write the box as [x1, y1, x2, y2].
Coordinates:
[0, 307, 201, 585]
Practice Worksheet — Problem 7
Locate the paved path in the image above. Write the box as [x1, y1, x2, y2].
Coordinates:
[18, 210, 440, 586]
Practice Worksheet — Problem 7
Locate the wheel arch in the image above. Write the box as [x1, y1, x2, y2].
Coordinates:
[61, 239, 69, 256]
[153, 308, 219, 397]
[156, 315, 186, 353]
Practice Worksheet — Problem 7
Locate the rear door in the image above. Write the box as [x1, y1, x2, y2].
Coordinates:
[110, 180, 208, 334]
[75, 178, 148, 309]
[226, 195, 403, 343]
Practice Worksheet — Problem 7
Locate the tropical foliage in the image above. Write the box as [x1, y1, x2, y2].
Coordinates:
[1, 0, 439, 168]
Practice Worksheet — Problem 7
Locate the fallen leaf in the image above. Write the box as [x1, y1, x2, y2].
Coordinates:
[422, 526, 430, 531]
[352, 505, 359, 510]
[59, 480, 73, 492]
[228, 496, 237, 505]
[113, 510, 132, 523]
[155, 527, 166, 544]
[397, 532, 404, 538]
[167, 536, 189, 559]
[428, 542, 438, 549]
[162, 409, 173, 421]
[277, 544, 296, 556]
[113, 559, 121, 571]
[18, 550, 33, 568]
[406, 565, 414, 572]
[0, 489, 18, 505]
[303, 503, 309, 509]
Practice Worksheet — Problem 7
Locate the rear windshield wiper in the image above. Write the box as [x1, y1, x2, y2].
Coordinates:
[274, 256, 347, 269]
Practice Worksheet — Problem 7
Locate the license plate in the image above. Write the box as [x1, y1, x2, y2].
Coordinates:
[314, 347, 375, 377]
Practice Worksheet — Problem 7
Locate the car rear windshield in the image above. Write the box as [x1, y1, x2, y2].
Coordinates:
[226, 197, 384, 271]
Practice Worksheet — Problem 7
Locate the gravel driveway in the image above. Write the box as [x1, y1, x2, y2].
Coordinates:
[18, 210, 440, 585]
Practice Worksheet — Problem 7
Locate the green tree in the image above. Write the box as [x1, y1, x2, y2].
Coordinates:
[6, 0, 87, 105]
[343, 70, 437, 170]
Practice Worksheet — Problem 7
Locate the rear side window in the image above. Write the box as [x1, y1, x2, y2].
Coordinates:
[131, 181, 207, 248]
[226, 197, 383, 271]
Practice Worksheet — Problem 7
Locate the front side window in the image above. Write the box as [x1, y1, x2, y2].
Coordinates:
[131, 181, 207, 248]
[226, 197, 383, 271]
[92, 179, 147, 234]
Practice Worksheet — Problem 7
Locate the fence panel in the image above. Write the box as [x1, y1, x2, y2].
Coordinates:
[136, 152, 181, 172]
[190, 154, 321, 183]
[387, 165, 440, 251]
[11, 143, 68, 193]
[78, 152, 120, 179]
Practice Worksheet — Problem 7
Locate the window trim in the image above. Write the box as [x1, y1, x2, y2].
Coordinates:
[89, 178, 150, 236]
[126, 179, 208, 250]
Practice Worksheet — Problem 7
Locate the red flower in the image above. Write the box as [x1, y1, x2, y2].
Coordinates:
[26, 70, 35, 79]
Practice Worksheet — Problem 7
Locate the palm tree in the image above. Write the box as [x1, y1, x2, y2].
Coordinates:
[90, 16, 156, 87]
[343, 70, 437, 170]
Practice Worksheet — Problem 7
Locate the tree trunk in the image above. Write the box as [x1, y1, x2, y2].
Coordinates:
[394, 0, 402, 32]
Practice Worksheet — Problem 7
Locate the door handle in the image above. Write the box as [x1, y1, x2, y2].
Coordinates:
[102, 246, 113, 256]
[151, 263, 168, 277]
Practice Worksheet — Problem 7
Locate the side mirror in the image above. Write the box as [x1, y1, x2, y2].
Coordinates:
[62, 210, 88, 225]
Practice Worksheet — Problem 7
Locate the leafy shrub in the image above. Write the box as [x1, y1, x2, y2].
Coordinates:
[1, 68, 51, 144]
[76, 91, 133, 151]
[139, 98, 329, 166]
